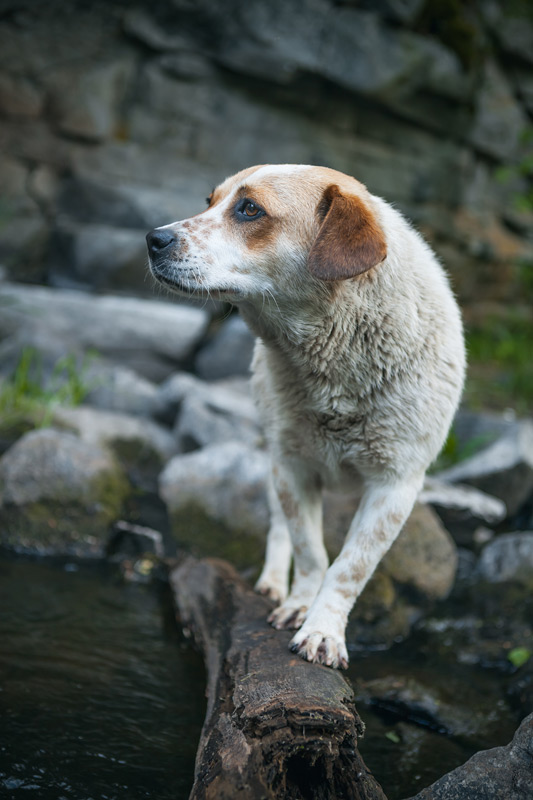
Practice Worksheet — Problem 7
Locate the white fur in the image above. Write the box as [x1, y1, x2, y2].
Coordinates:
[148, 165, 465, 669]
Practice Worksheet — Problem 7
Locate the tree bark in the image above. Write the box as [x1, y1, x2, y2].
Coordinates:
[170, 556, 388, 800]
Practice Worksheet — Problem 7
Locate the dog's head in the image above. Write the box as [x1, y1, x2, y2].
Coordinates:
[146, 165, 387, 305]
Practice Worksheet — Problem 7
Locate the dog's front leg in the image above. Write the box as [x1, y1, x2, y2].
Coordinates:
[255, 472, 293, 604]
[266, 457, 328, 631]
[290, 475, 424, 669]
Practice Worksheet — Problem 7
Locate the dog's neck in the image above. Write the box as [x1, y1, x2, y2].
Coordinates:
[239, 286, 361, 379]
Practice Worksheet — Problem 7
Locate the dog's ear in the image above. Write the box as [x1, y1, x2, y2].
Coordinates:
[308, 185, 387, 280]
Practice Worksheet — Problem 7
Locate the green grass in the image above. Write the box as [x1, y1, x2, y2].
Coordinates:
[464, 314, 533, 413]
[0, 347, 96, 432]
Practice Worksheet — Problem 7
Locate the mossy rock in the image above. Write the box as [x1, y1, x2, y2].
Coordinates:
[0, 428, 131, 555]
[168, 501, 265, 573]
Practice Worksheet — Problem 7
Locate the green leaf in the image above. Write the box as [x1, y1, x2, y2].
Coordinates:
[508, 647, 531, 668]
[385, 731, 401, 744]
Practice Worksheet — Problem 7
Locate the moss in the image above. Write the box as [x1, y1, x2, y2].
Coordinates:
[111, 438, 163, 475]
[168, 502, 265, 572]
[416, 0, 483, 70]
[0, 465, 130, 555]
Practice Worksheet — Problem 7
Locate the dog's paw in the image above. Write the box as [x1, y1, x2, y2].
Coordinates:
[254, 573, 288, 605]
[267, 603, 308, 630]
[289, 628, 349, 670]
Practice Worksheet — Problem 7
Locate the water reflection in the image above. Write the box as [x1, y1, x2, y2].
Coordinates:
[0, 557, 206, 799]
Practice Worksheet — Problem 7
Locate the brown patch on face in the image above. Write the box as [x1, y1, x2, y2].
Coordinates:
[308, 185, 387, 280]
[224, 184, 279, 253]
[278, 486, 298, 520]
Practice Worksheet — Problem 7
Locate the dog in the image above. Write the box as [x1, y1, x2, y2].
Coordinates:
[147, 164, 465, 669]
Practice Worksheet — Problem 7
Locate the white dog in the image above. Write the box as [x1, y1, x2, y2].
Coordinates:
[147, 165, 465, 669]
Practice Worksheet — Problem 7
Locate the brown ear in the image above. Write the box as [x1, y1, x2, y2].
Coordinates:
[308, 185, 387, 280]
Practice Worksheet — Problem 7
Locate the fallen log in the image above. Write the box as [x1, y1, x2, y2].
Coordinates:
[170, 556, 387, 800]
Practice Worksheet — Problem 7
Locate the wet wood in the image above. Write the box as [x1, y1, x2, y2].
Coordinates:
[170, 557, 388, 800]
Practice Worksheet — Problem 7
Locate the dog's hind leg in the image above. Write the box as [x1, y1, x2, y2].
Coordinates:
[255, 471, 292, 604]
[289, 474, 424, 668]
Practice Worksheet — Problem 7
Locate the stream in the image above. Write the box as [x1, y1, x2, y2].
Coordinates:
[0, 553, 526, 800]
[0, 555, 205, 800]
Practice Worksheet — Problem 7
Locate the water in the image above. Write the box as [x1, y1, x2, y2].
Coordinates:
[0, 554, 524, 800]
[0, 556, 206, 800]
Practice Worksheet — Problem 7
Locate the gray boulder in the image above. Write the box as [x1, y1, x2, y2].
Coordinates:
[153, 371, 206, 426]
[324, 492, 457, 603]
[173, 378, 261, 452]
[381, 503, 457, 602]
[470, 60, 528, 161]
[83, 363, 161, 418]
[437, 421, 533, 517]
[0, 428, 130, 554]
[52, 405, 176, 465]
[159, 441, 270, 568]
[404, 712, 533, 800]
[478, 532, 533, 587]
[45, 58, 133, 142]
[47, 223, 148, 293]
[420, 477, 506, 546]
[0, 282, 209, 382]
[195, 314, 256, 380]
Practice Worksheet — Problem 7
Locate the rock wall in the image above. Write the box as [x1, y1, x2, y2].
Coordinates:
[1, 0, 533, 311]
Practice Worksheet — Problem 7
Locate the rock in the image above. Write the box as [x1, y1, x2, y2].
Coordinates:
[82, 363, 161, 418]
[52, 405, 176, 466]
[326, 494, 457, 601]
[470, 60, 528, 160]
[46, 59, 133, 142]
[0, 73, 43, 118]
[153, 371, 205, 426]
[437, 421, 533, 517]
[47, 223, 148, 293]
[365, 0, 425, 24]
[107, 520, 164, 559]
[477, 532, 533, 587]
[452, 409, 518, 450]
[194, 314, 256, 380]
[173, 377, 261, 452]
[420, 477, 506, 547]
[0, 283, 209, 382]
[158, 441, 270, 569]
[483, 3, 533, 66]
[416, 576, 533, 673]
[508, 659, 533, 719]
[404, 712, 533, 800]
[357, 674, 499, 739]
[0, 428, 130, 555]
[381, 503, 457, 601]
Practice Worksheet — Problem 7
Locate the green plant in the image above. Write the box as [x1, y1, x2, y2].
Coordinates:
[496, 127, 533, 213]
[431, 426, 496, 473]
[465, 314, 533, 412]
[0, 347, 96, 430]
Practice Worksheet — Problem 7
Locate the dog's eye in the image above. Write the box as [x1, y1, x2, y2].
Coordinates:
[243, 202, 260, 217]
[235, 198, 265, 221]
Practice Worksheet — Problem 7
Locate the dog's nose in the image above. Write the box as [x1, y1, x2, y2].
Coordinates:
[146, 229, 176, 256]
